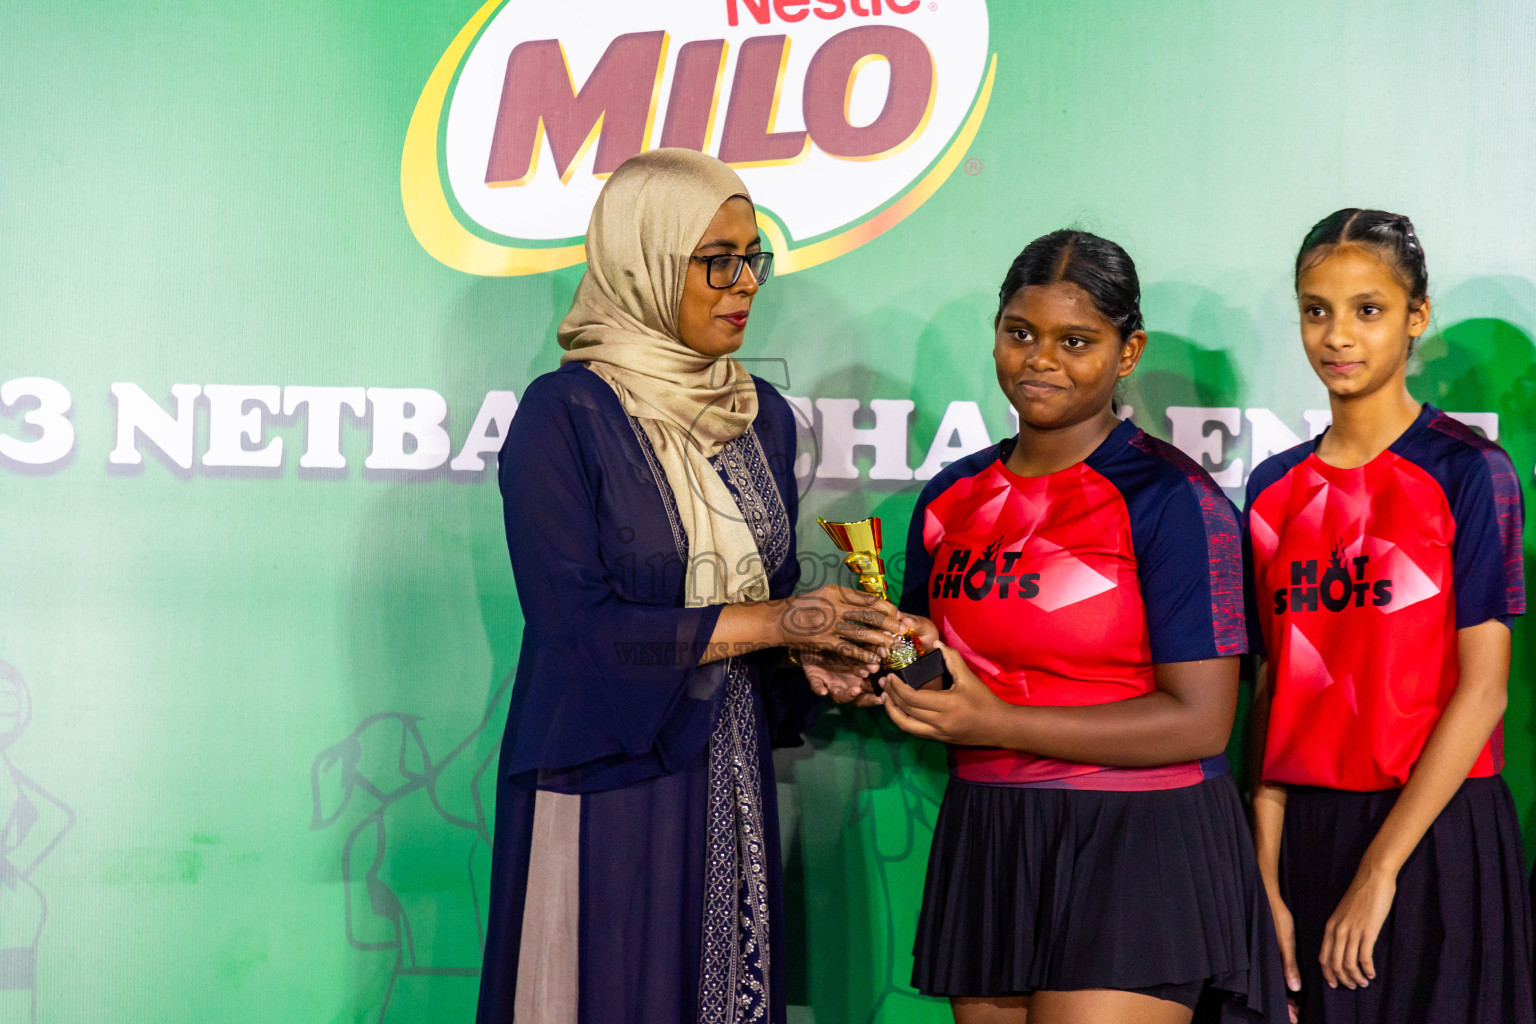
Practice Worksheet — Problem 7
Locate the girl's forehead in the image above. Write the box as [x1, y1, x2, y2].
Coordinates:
[1299, 244, 1402, 291]
[1005, 281, 1108, 322]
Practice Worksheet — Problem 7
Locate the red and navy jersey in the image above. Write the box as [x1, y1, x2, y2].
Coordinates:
[899, 418, 1246, 790]
[1244, 405, 1526, 791]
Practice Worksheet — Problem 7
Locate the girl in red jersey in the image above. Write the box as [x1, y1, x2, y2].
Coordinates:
[878, 230, 1287, 1024]
[1245, 209, 1533, 1024]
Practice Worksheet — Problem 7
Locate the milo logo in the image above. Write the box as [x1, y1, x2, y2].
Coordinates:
[403, 0, 995, 275]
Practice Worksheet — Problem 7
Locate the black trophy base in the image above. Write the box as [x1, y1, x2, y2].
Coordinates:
[874, 646, 951, 694]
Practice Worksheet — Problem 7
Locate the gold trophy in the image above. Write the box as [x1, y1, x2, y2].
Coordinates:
[817, 516, 950, 691]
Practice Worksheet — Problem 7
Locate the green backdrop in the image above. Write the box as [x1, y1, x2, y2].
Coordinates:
[4, 1, 1535, 1021]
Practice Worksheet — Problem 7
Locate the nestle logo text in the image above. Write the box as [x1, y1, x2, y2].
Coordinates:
[726, 0, 921, 27]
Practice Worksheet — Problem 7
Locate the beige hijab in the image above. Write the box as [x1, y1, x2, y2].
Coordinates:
[559, 149, 769, 607]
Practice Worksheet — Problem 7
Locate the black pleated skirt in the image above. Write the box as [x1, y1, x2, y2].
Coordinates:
[1280, 775, 1535, 1024]
[912, 774, 1288, 1021]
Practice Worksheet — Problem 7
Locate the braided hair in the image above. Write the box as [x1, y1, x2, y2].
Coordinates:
[1295, 208, 1429, 309]
[996, 230, 1144, 341]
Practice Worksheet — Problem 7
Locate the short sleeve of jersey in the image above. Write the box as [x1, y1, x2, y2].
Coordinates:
[1448, 445, 1526, 628]
[898, 476, 942, 619]
[1137, 475, 1248, 663]
[1240, 521, 1264, 658]
[1241, 450, 1308, 659]
[1241, 477, 1265, 658]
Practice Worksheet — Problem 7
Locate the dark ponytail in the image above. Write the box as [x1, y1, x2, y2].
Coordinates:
[996, 229, 1144, 340]
[1295, 208, 1429, 308]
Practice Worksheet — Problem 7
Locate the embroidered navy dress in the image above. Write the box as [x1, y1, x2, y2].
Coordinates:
[476, 363, 813, 1024]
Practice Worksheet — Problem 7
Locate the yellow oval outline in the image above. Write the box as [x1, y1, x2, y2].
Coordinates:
[401, 0, 997, 278]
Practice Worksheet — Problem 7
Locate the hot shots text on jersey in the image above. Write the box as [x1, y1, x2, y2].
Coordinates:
[930, 540, 1042, 601]
[1273, 541, 1393, 614]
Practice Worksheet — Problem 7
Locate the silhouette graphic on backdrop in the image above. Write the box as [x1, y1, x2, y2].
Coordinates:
[310, 672, 513, 1024]
[0, 662, 75, 1024]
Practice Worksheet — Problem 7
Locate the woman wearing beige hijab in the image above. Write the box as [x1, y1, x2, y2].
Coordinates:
[475, 149, 904, 1024]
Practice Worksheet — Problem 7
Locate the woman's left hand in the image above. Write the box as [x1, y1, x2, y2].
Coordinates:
[881, 646, 1008, 746]
[802, 650, 882, 707]
[1319, 863, 1398, 990]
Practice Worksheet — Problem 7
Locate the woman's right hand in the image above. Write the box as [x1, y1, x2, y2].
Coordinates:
[1267, 890, 1301, 1023]
[779, 584, 904, 667]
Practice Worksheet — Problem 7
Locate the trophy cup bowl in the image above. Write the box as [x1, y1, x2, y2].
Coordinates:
[817, 516, 950, 693]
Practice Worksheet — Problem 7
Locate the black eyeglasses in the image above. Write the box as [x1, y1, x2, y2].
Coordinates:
[690, 251, 774, 289]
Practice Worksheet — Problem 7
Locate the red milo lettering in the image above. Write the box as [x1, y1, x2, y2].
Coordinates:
[659, 39, 730, 150]
[717, 35, 811, 165]
[485, 22, 935, 183]
[484, 32, 668, 186]
[804, 26, 933, 159]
